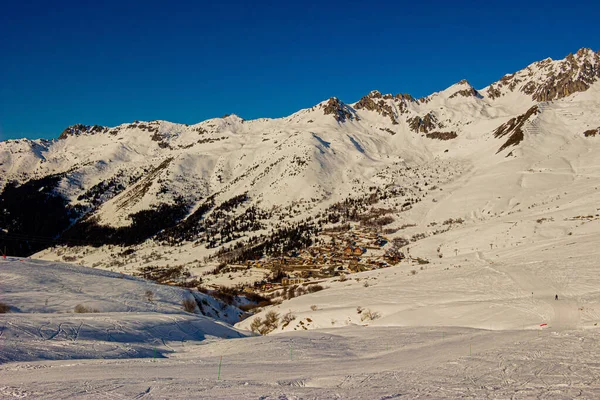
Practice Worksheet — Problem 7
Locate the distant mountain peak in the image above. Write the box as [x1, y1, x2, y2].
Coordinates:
[321, 97, 358, 122]
[485, 48, 600, 101]
[447, 80, 481, 99]
[58, 124, 109, 140]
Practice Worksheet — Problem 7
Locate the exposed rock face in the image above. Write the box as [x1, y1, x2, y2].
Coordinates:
[493, 105, 539, 153]
[449, 81, 482, 99]
[353, 90, 415, 124]
[487, 48, 600, 101]
[354, 91, 399, 124]
[584, 127, 599, 137]
[395, 93, 414, 102]
[407, 113, 441, 134]
[322, 97, 357, 123]
[425, 131, 458, 140]
[486, 85, 502, 99]
[59, 124, 108, 140]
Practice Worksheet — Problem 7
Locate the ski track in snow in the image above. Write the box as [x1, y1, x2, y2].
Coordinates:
[2, 326, 600, 398]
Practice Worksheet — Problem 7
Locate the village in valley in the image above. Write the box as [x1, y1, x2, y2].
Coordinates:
[214, 225, 406, 292]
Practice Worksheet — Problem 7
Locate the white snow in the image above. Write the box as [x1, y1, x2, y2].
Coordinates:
[2, 48, 600, 398]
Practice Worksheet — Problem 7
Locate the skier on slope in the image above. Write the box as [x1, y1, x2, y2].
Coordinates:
[555, 294, 558, 301]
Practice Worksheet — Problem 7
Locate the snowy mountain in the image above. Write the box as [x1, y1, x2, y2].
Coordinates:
[1, 48, 599, 270]
[3, 48, 600, 399]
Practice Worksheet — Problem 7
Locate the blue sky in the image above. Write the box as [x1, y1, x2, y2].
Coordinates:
[1, 0, 598, 141]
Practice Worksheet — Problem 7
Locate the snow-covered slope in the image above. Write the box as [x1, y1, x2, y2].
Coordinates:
[0, 258, 247, 363]
[2, 48, 600, 399]
[0, 48, 599, 269]
[3, 239, 600, 398]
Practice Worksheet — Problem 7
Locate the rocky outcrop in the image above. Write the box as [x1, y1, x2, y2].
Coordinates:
[531, 50, 600, 101]
[449, 81, 482, 99]
[487, 48, 600, 101]
[395, 93, 414, 101]
[354, 91, 398, 124]
[352, 90, 416, 124]
[407, 113, 441, 134]
[425, 131, 457, 140]
[493, 105, 539, 154]
[486, 85, 502, 100]
[59, 124, 108, 140]
[322, 97, 357, 123]
[584, 127, 599, 137]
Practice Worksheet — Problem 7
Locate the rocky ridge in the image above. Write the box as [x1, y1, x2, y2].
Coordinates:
[485, 48, 600, 101]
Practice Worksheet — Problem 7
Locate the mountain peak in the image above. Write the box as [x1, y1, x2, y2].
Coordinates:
[575, 47, 597, 57]
[485, 48, 600, 102]
[322, 97, 358, 122]
[420, 79, 481, 103]
[447, 79, 481, 99]
[58, 124, 109, 140]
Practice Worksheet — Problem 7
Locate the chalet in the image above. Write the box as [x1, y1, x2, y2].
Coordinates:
[354, 247, 366, 256]
[343, 246, 365, 257]
[282, 276, 305, 286]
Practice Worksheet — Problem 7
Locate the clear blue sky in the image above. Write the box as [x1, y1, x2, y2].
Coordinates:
[1, 0, 598, 141]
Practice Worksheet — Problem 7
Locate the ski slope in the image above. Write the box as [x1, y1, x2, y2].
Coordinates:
[3, 227, 600, 398]
[1, 48, 600, 398]
[0, 258, 247, 364]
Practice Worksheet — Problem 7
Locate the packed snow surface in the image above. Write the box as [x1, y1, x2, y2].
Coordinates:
[0, 259, 247, 364]
[3, 227, 600, 398]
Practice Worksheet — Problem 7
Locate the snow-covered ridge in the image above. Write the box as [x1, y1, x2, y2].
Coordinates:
[483, 47, 600, 102]
[0, 47, 599, 267]
[2, 49, 600, 398]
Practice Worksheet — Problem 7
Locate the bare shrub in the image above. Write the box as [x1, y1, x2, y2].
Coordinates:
[0, 302, 11, 313]
[145, 290, 154, 302]
[245, 291, 270, 304]
[281, 311, 296, 328]
[211, 287, 240, 305]
[251, 310, 280, 335]
[262, 310, 280, 334]
[307, 284, 324, 293]
[250, 317, 263, 333]
[197, 286, 209, 294]
[410, 270, 417, 275]
[182, 298, 196, 313]
[310, 305, 318, 311]
[74, 304, 99, 313]
[360, 309, 381, 321]
[271, 298, 283, 306]
[286, 286, 297, 300]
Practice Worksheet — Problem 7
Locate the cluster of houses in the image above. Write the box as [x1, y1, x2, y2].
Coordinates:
[244, 227, 405, 289]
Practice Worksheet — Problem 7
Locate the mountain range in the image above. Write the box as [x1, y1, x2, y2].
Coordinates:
[1, 48, 599, 273]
